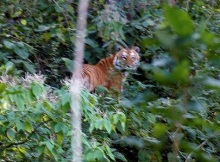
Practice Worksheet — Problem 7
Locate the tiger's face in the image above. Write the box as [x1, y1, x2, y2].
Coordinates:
[113, 46, 140, 71]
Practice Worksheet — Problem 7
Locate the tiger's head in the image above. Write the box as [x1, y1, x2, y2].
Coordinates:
[113, 46, 140, 71]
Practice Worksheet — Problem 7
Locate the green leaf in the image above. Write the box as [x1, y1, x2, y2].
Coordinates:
[146, 113, 156, 124]
[24, 121, 33, 133]
[89, 123, 95, 133]
[199, 24, 219, 48]
[23, 62, 35, 73]
[105, 146, 115, 160]
[153, 68, 171, 84]
[56, 133, 64, 145]
[164, 5, 194, 36]
[18, 147, 26, 155]
[114, 152, 127, 162]
[204, 77, 220, 90]
[15, 96, 25, 110]
[13, 46, 29, 59]
[86, 149, 103, 161]
[43, 108, 56, 120]
[43, 101, 55, 110]
[99, 0, 105, 5]
[35, 25, 50, 32]
[156, 30, 175, 47]
[167, 152, 176, 162]
[118, 112, 126, 123]
[32, 83, 43, 97]
[21, 19, 27, 25]
[171, 60, 189, 83]
[60, 92, 71, 106]
[5, 61, 14, 73]
[42, 32, 52, 42]
[113, 114, 119, 124]
[62, 58, 73, 72]
[3, 40, 15, 49]
[86, 38, 98, 48]
[16, 120, 24, 131]
[0, 82, 6, 93]
[139, 36, 160, 48]
[95, 118, 104, 129]
[104, 119, 112, 134]
[45, 141, 54, 152]
[3, 41, 30, 59]
[54, 123, 62, 133]
[185, 127, 196, 139]
[38, 145, 46, 155]
[56, 30, 65, 42]
[95, 149, 105, 160]
[54, 123, 68, 134]
[187, 100, 206, 112]
[153, 123, 168, 138]
[7, 129, 15, 140]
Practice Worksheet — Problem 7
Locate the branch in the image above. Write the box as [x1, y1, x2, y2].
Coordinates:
[185, 140, 207, 162]
[169, 0, 178, 6]
[1, 120, 51, 149]
[52, 0, 72, 38]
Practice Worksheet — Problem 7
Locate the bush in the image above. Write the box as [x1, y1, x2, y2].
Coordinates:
[1, 0, 220, 161]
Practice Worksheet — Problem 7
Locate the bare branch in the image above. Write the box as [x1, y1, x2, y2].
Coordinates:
[1, 120, 51, 149]
[185, 140, 207, 162]
[169, 0, 178, 6]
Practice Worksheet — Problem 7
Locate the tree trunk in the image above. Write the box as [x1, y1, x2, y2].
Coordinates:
[70, 0, 89, 162]
[169, 0, 177, 6]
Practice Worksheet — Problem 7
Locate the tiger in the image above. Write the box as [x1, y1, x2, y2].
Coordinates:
[73, 45, 140, 92]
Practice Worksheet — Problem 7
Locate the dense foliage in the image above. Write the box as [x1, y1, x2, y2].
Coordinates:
[1, 0, 220, 161]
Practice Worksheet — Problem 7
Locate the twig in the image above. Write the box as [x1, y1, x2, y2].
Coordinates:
[172, 126, 181, 162]
[169, 0, 178, 6]
[52, 0, 73, 42]
[185, 140, 207, 162]
[0, 120, 50, 149]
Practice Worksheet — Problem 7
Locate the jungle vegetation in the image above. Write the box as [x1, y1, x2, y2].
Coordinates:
[1, 0, 220, 161]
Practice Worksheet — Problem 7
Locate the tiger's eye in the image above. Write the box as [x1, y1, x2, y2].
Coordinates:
[131, 57, 135, 61]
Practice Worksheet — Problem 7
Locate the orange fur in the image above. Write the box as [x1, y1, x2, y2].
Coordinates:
[74, 46, 140, 92]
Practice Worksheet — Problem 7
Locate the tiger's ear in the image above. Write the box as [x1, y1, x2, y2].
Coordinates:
[133, 46, 140, 53]
[116, 44, 124, 51]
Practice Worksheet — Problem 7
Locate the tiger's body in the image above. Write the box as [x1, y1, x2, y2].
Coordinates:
[73, 46, 140, 92]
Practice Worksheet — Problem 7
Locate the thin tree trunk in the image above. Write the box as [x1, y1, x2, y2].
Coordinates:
[169, 0, 177, 6]
[70, 0, 89, 162]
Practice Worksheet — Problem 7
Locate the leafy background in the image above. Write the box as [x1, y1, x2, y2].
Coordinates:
[1, 0, 220, 161]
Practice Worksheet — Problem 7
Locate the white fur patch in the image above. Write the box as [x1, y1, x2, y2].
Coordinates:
[130, 52, 135, 57]
[122, 52, 127, 57]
